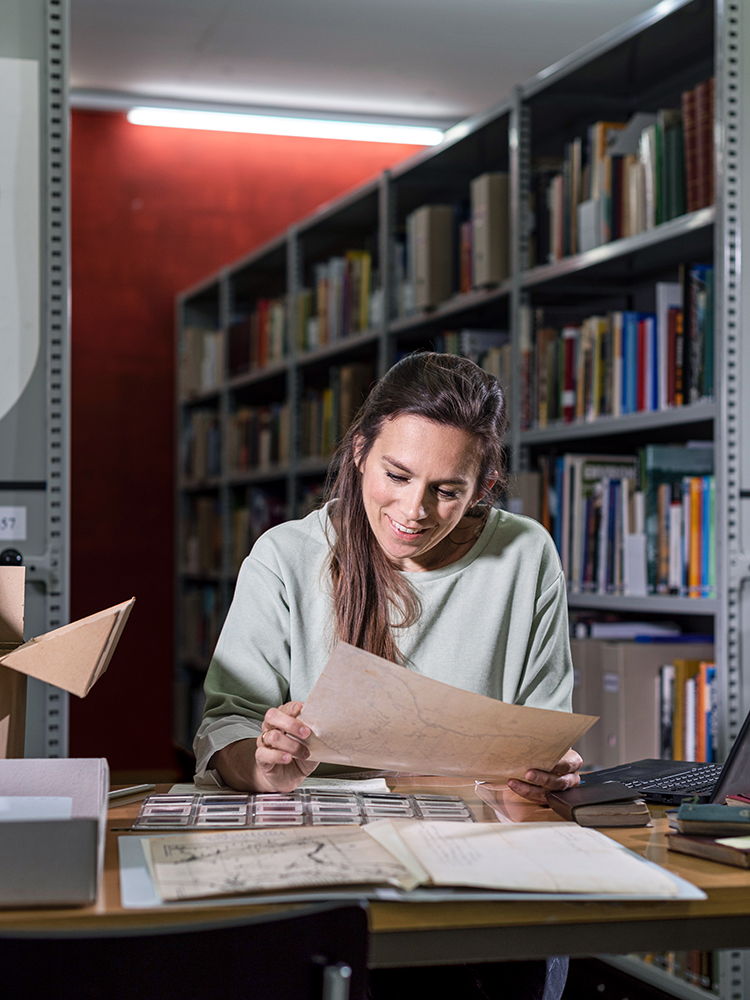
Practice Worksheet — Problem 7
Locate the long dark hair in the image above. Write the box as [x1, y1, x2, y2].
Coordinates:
[324, 352, 507, 663]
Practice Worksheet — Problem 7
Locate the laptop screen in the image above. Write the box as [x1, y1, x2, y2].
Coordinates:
[710, 707, 750, 803]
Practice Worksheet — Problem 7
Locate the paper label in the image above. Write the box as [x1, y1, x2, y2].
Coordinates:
[0, 796, 72, 820]
[0, 506, 26, 540]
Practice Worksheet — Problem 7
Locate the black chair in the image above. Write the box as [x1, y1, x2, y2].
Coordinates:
[0, 901, 369, 1000]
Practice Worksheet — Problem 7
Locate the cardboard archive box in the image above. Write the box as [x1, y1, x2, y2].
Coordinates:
[0, 757, 109, 906]
[411, 204, 454, 309]
[570, 638, 605, 769]
[471, 172, 510, 287]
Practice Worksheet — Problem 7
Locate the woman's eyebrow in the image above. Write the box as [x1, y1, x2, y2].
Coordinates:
[381, 455, 469, 486]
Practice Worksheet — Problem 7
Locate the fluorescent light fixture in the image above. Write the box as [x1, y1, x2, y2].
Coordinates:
[126, 107, 443, 146]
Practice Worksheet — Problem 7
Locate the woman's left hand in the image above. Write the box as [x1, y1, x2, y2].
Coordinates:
[507, 747, 583, 804]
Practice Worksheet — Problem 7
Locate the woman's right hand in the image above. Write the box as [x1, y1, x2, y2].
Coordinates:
[254, 701, 318, 791]
[209, 701, 317, 793]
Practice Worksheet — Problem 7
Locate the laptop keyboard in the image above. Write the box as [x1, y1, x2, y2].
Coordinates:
[618, 762, 723, 794]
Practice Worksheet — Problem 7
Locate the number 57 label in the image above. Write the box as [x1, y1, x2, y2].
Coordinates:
[0, 507, 27, 541]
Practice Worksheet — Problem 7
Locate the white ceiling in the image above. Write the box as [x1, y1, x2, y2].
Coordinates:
[70, 0, 662, 126]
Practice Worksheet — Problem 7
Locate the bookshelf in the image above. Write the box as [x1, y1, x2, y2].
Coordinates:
[176, 1, 748, 994]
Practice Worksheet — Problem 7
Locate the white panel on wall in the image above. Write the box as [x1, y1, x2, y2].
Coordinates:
[0, 57, 40, 424]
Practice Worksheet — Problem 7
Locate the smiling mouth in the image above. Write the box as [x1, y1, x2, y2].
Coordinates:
[387, 515, 427, 537]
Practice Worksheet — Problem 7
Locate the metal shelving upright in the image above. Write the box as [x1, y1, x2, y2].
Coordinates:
[0, 0, 71, 757]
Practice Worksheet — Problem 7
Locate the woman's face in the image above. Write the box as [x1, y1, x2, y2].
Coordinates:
[355, 413, 487, 572]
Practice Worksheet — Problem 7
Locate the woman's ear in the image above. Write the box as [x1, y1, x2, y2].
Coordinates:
[353, 434, 364, 471]
[476, 471, 499, 503]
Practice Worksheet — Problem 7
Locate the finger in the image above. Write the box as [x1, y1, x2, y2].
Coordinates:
[257, 727, 311, 761]
[263, 704, 311, 743]
[554, 748, 583, 773]
[506, 779, 548, 803]
[521, 768, 581, 793]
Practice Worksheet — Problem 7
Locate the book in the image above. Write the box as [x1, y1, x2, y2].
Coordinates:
[667, 832, 750, 869]
[562, 455, 638, 594]
[726, 794, 750, 808]
[471, 172, 509, 286]
[693, 79, 714, 210]
[409, 204, 454, 309]
[655, 282, 682, 409]
[546, 781, 649, 827]
[682, 85, 698, 213]
[676, 803, 750, 837]
[640, 444, 714, 595]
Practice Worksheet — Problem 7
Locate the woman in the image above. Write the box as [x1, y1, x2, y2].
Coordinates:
[195, 352, 578, 999]
[195, 352, 581, 799]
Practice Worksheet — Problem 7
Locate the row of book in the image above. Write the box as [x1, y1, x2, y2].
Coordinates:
[295, 250, 378, 351]
[181, 410, 221, 482]
[227, 298, 287, 377]
[181, 584, 224, 666]
[543, 443, 715, 598]
[522, 267, 714, 430]
[659, 659, 717, 763]
[299, 362, 375, 461]
[529, 77, 714, 264]
[180, 327, 224, 398]
[232, 489, 287, 572]
[426, 329, 513, 420]
[183, 496, 222, 574]
[395, 172, 510, 316]
[635, 952, 717, 994]
[227, 402, 290, 474]
[570, 638, 714, 770]
[181, 488, 288, 577]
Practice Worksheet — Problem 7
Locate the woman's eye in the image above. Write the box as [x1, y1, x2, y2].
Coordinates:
[386, 471, 408, 483]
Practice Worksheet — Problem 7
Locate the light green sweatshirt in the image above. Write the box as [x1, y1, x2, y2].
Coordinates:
[194, 504, 573, 781]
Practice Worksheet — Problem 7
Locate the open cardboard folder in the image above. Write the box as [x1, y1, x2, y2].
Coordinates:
[0, 566, 134, 756]
[0, 568, 133, 905]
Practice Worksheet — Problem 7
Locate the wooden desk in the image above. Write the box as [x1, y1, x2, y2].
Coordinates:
[2, 778, 750, 969]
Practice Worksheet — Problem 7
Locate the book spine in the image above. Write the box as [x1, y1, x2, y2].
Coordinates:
[681, 86, 698, 212]
[701, 475, 712, 597]
[660, 663, 675, 760]
[562, 325, 577, 423]
[684, 675, 696, 761]
[689, 476, 702, 598]
[636, 317, 646, 411]
[674, 307, 685, 406]
[611, 313, 623, 417]
[694, 81, 711, 209]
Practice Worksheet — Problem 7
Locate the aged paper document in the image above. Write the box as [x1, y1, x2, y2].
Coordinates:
[148, 826, 420, 901]
[146, 819, 689, 902]
[364, 819, 683, 897]
[299, 643, 597, 780]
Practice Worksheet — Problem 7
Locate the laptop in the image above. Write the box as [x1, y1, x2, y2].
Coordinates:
[579, 707, 750, 805]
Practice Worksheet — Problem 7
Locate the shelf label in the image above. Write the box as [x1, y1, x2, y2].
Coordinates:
[602, 672, 620, 694]
[0, 506, 26, 541]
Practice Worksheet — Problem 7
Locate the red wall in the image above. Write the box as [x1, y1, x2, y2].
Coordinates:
[69, 109, 422, 771]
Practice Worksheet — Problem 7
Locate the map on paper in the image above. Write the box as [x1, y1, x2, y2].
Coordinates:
[299, 643, 598, 780]
[148, 826, 418, 901]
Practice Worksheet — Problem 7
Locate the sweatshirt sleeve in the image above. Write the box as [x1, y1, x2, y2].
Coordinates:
[192, 550, 293, 780]
[513, 568, 574, 713]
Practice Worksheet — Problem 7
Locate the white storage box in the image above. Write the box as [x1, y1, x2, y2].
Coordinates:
[0, 757, 109, 906]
